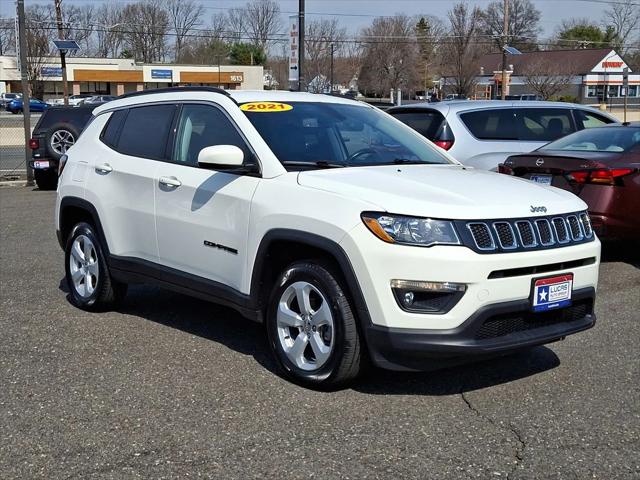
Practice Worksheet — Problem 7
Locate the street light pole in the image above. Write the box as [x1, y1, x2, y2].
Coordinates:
[16, 0, 33, 186]
[501, 0, 509, 100]
[54, 0, 69, 106]
[298, 0, 305, 91]
[330, 43, 334, 93]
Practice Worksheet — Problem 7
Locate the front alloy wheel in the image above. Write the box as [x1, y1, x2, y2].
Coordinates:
[267, 261, 364, 388]
[276, 281, 335, 371]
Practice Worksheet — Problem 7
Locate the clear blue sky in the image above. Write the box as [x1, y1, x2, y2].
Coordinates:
[0, 0, 611, 37]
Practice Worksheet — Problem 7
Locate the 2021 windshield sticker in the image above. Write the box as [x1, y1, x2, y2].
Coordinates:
[240, 102, 293, 112]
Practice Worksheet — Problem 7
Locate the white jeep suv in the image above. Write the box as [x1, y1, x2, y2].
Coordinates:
[55, 88, 600, 388]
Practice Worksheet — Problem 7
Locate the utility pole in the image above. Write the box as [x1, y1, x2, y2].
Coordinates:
[330, 43, 335, 93]
[16, 0, 33, 185]
[500, 0, 509, 100]
[54, 0, 69, 106]
[298, 0, 305, 91]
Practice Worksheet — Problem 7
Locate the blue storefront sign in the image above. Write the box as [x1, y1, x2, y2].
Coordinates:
[41, 67, 63, 77]
[151, 69, 173, 80]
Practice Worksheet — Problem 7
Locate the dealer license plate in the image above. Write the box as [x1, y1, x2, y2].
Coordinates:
[532, 274, 573, 312]
[33, 160, 50, 169]
[530, 175, 552, 185]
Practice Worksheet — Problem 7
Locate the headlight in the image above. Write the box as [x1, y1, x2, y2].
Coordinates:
[361, 212, 461, 247]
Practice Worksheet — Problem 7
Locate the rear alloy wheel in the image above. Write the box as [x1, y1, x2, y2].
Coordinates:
[267, 262, 364, 389]
[65, 222, 127, 310]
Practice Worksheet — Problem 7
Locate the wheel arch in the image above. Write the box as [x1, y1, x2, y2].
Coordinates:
[58, 197, 110, 255]
[250, 229, 372, 327]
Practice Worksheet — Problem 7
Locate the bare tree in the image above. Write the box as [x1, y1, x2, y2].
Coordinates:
[58, 4, 95, 57]
[0, 17, 16, 56]
[358, 15, 420, 97]
[604, 0, 640, 55]
[521, 58, 578, 100]
[304, 19, 346, 92]
[121, 0, 169, 63]
[25, 5, 53, 98]
[226, 8, 247, 44]
[165, 0, 204, 62]
[95, 4, 125, 58]
[441, 3, 484, 97]
[243, 0, 282, 50]
[480, 0, 541, 50]
[415, 15, 445, 94]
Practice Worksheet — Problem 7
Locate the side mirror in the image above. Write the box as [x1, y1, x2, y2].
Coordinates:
[197, 145, 244, 169]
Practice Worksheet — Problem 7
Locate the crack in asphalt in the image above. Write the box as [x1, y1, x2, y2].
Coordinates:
[460, 391, 526, 479]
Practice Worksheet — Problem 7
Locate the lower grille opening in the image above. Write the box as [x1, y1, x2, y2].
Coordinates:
[475, 299, 592, 340]
[488, 257, 596, 279]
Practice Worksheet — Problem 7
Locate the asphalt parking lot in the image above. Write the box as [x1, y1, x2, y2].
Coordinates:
[0, 187, 638, 479]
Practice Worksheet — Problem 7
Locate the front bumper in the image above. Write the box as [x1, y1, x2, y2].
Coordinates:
[365, 287, 595, 371]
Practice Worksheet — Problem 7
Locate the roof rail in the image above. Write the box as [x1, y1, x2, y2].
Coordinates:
[119, 86, 230, 99]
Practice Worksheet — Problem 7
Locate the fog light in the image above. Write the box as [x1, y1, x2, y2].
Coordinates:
[391, 279, 467, 314]
[403, 291, 415, 306]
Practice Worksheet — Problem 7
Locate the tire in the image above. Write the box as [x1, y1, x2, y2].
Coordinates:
[266, 261, 364, 389]
[34, 169, 58, 190]
[64, 222, 127, 311]
[45, 123, 79, 161]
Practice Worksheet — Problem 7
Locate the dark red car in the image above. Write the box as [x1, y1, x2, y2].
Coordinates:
[499, 122, 640, 241]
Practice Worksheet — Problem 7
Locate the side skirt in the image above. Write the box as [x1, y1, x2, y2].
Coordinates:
[108, 255, 262, 322]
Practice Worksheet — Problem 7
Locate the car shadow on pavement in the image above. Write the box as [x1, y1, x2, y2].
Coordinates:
[59, 280, 561, 394]
[601, 242, 640, 269]
[354, 346, 560, 395]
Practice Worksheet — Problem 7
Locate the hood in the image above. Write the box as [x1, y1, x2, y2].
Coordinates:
[297, 165, 586, 220]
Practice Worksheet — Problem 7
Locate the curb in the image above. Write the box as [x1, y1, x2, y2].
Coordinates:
[0, 180, 29, 187]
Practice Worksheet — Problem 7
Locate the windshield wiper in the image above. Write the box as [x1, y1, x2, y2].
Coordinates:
[391, 158, 434, 165]
[282, 160, 346, 169]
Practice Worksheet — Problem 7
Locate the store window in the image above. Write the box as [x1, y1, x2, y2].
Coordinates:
[607, 85, 620, 98]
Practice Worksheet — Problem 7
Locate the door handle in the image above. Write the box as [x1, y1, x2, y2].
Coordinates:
[95, 163, 113, 174]
[159, 176, 182, 188]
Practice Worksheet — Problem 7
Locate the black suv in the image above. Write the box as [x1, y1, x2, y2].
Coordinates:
[29, 106, 94, 190]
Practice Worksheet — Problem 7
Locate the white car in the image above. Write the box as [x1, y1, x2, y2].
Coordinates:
[55, 88, 600, 388]
[48, 94, 94, 106]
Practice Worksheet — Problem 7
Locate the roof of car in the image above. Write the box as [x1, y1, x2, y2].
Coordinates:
[93, 88, 366, 115]
[388, 100, 598, 114]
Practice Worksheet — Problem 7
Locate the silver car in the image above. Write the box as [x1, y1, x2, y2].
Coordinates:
[388, 100, 618, 170]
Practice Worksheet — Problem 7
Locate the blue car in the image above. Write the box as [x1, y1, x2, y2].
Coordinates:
[6, 98, 50, 114]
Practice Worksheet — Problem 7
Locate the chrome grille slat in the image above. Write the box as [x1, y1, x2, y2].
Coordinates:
[567, 215, 583, 241]
[535, 219, 555, 246]
[580, 213, 593, 238]
[515, 220, 537, 248]
[492, 221, 517, 249]
[552, 217, 570, 244]
[467, 223, 495, 250]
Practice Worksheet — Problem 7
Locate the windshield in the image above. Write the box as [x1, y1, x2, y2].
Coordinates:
[541, 127, 640, 153]
[241, 101, 452, 169]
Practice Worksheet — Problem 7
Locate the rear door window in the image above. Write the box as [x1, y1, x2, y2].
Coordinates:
[388, 109, 446, 141]
[459, 109, 518, 140]
[517, 108, 575, 142]
[573, 109, 615, 130]
[116, 104, 177, 160]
